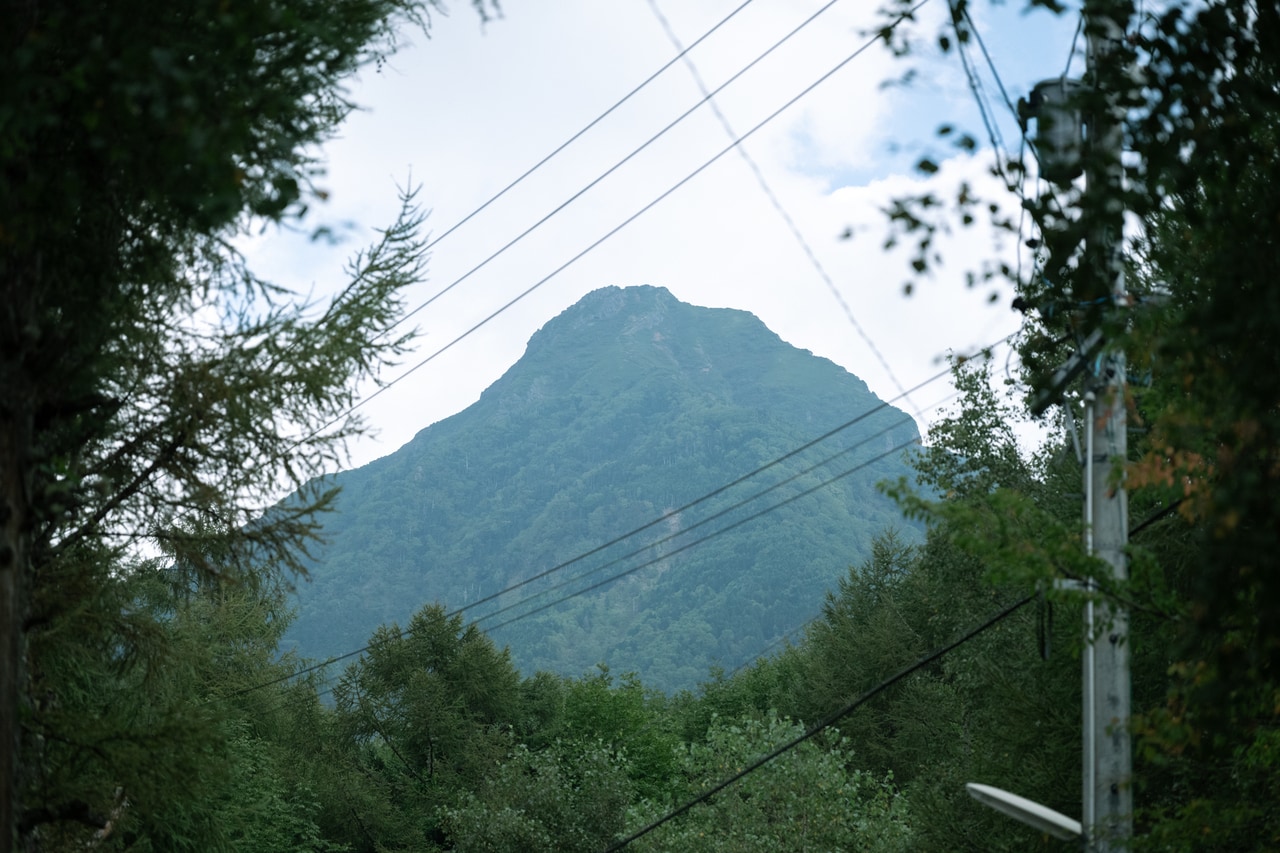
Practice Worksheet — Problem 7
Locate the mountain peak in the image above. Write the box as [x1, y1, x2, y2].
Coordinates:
[566, 283, 677, 318]
[525, 285, 677, 351]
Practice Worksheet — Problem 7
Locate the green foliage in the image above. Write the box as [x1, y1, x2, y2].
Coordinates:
[328, 604, 522, 850]
[889, 359, 1095, 599]
[865, 1, 1280, 844]
[216, 730, 348, 853]
[775, 523, 1077, 851]
[1113, 6, 1280, 834]
[441, 740, 634, 853]
[10, 182, 429, 849]
[24, 566, 231, 851]
[668, 648, 808, 747]
[552, 667, 679, 799]
[20, 559, 349, 852]
[907, 357, 1035, 499]
[630, 714, 913, 853]
[0, 0, 503, 848]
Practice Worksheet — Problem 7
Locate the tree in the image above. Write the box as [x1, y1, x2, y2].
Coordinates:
[1112, 4, 1280, 844]
[15, 534, 354, 851]
[215, 728, 347, 853]
[869, 0, 1280, 844]
[630, 713, 913, 853]
[330, 604, 522, 850]
[552, 667, 679, 800]
[440, 740, 634, 853]
[0, 1, 496, 848]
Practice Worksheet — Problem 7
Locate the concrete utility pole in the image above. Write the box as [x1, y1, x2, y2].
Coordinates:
[976, 4, 1136, 845]
[1081, 1, 1132, 848]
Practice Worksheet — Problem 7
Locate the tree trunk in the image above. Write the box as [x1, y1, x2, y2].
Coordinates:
[0, 412, 32, 853]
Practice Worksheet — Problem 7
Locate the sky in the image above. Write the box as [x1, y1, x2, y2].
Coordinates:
[243, 0, 1084, 472]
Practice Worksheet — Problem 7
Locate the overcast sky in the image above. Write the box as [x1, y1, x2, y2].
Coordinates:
[243, 0, 1082, 471]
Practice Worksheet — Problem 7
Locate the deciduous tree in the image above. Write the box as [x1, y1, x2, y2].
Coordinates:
[870, 0, 1280, 844]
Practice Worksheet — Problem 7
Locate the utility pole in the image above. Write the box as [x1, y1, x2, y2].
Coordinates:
[1081, 1, 1132, 848]
[1022, 2, 1134, 846]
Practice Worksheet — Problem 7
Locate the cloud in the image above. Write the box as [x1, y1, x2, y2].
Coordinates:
[238, 0, 1076, 468]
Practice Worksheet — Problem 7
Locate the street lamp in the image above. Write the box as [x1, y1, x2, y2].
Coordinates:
[966, 783, 1083, 842]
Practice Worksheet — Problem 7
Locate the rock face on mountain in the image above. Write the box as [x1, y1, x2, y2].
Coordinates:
[286, 285, 920, 691]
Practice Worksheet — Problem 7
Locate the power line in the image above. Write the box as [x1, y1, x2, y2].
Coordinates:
[944, 0, 1073, 327]
[958, 3, 1074, 223]
[643, 0, 925, 425]
[604, 592, 1036, 851]
[464, 387, 957, 635]
[222, 0, 953, 707]
[1128, 499, 1183, 540]
[950, 1, 1013, 187]
[408, 0, 760, 261]
[954, 2, 1041, 301]
[475, 413, 934, 634]
[474, 408, 925, 625]
[391, 0, 854, 335]
[953, 10, 1036, 301]
[225, 352, 972, 705]
[236, 332, 1012, 710]
[946, 2, 1064, 217]
[959, 5, 1020, 127]
[302, 430, 930, 712]
[479, 438, 914, 635]
[465, 383, 946, 619]
[1062, 14, 1085, 80]
[300, 0, 936, 450]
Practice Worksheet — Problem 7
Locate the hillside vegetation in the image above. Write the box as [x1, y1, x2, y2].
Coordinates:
[288, 285, 920, 690]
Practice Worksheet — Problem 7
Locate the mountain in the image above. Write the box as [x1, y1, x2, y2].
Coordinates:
[286, 285, 921, 691]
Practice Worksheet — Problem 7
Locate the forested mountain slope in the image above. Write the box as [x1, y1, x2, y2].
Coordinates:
[287, 285, 920, 689]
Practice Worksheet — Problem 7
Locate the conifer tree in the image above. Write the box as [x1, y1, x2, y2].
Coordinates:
[0, 1, 496, 848]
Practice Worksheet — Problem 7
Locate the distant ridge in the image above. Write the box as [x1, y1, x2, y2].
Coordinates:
[286, 285, 919, 691]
